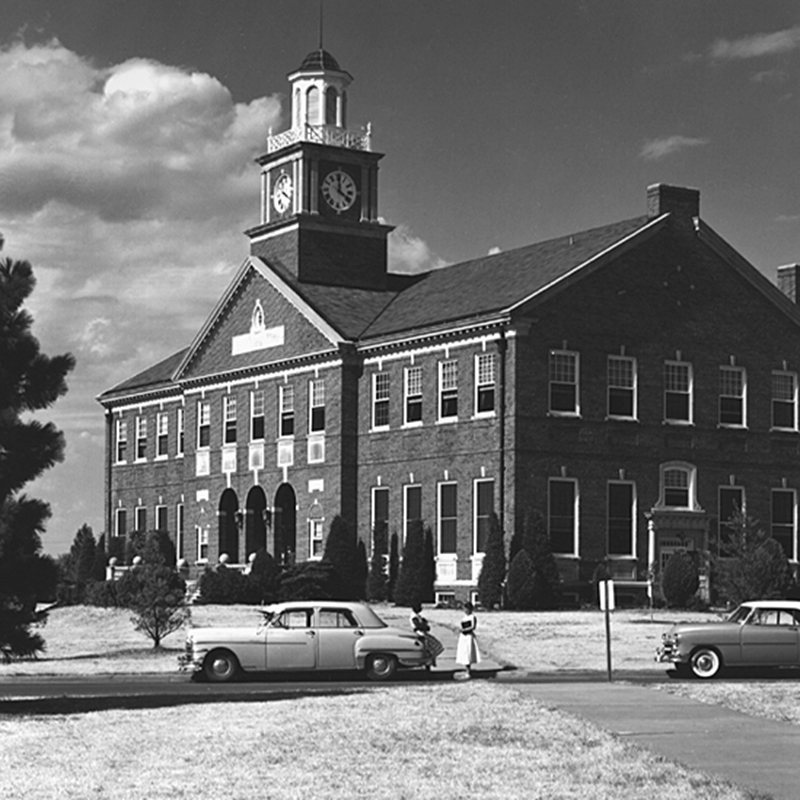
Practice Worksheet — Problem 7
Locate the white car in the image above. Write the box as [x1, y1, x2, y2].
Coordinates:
[181, 600, 432, 682]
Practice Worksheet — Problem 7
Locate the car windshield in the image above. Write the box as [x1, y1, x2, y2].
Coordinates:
[727, 605, 753, 624]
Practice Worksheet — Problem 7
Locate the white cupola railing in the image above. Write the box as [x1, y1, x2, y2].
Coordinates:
[267, 122, 371, 154]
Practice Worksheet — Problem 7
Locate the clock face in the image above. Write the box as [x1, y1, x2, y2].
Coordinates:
[321, 169, 357, 213]
[272, 173, 293, 214]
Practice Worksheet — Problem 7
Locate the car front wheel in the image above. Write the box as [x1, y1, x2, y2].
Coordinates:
[689, 647, 722, 679]
[365, 653, 397, 681]
[203, 649, 241, 683]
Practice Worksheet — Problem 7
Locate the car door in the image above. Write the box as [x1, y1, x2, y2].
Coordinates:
[739, 608, 800, 665]
[315, 607, 362, 670]
[265, 608, 317, 670]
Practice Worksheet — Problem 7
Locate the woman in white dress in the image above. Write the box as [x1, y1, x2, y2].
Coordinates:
[456, 601, 481, 677]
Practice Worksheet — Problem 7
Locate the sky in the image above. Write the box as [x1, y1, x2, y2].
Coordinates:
[1, 0, 799, 556]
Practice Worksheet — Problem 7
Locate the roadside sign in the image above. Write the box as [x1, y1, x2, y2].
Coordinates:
[598, 580, 615, 611]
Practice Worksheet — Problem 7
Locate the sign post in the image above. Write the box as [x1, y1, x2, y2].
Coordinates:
[598, 579, 615, 682]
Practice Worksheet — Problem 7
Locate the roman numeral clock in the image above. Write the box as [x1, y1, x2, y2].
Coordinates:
[246, 48, 394, 291]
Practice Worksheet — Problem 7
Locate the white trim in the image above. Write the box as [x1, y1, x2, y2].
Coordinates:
[362, 332, 501, 365]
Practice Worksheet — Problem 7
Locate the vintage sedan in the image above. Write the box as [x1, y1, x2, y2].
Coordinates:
[656, 599, 800, 678]
[181, 600, 432, 682]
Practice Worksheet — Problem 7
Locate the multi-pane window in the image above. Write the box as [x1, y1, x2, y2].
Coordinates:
[115, 508, 127, 538]
[662, 466, 691, 508]
[404, 485, 422, 542]
[771, 489, 796, 561]
[309, 379, 325, 433]
[135, 505, 147, 532]
[439, 361, 458, 420]
[157, 412, 169, 457]
[475, 353, 496, 415]
[772, 371, 797, 430]
[405, 366, 423, 424]
[719, 367, 746, 427]
[548, 479, 577, 554]
[279, 385, 295, 437]
[309, 519, 325, 559]
[438, 483, 458, 553]
[664, 361, 692, 423]
[718, 486, 744, 551]
[251, 390, 265, 441]
[372, 486, 389, 531]
[607, 482, 634, 556]
[607, 356, 636, 419]
[176, 503, 184, 560]
[474, 479, 494, 554]
[115, 420, 128, 463]
[197, 401, 211, 448]
[549, 351, 579, 414]
[197, 526, 209, 562]
[223, 396, 237, 444]
[373, 373, 390, 428]
[156, 505, 168, 532]
[135, 417, 147, 460]
[177, 407, 184, 456]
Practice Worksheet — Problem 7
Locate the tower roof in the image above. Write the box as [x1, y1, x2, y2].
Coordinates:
[297, 48, 344, 73]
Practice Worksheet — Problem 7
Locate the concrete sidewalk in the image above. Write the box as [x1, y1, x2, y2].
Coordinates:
[512, 680, 800, 800]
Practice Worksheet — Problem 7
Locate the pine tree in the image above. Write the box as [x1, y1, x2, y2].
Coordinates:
[388, 532, 399, 601]
[0, 252, 75, 660]
[355, 538, 369, 600]
[525, 510, 561, 609]
[661, 551, 699, 608]
[422, 526, 436, 603]
[367, 521, 389, 602]
[477, 513, 506, 609]
[506, 549, 539, 610]
[247, 548, 281, 604]
[393, 519, 426, 607]
[322, 515, 360, 599]
[57, 524, 97, 604]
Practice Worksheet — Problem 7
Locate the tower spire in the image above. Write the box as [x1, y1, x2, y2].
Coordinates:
[319, 0, 324, 49]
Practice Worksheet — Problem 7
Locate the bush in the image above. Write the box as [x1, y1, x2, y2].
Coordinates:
[477, 513, 506, 609]
[393, 520, 426, 607]
[322, 516, 361, 600]
[506, 549, 539, 610]
[661, 551, 699, 608]
[198, 564, 256, 605]
[247, 549, 281, 604]
[279, 561, 338, 600]
[84, 579, 121, 608]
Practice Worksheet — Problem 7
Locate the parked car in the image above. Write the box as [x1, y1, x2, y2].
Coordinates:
[180, 600, 432, 682]
[656, 599, 800, 678]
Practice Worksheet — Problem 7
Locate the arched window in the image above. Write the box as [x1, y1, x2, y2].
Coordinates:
[325, 87, 338, 126]
[658, 462, 697, 509]
[341, 91, 347, 128]
[306, 86, 321, 125]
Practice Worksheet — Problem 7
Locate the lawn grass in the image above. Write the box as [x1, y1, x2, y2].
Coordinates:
[0, 682, 754, 800]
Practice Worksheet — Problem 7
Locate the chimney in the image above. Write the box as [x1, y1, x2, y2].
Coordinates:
[777, 264, 800, 304]
[647, 184, 700, 222]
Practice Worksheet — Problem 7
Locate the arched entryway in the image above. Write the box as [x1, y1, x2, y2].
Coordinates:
[273, 483, 297, 565]
[218, 488, 239, 563]
[245, 485, 268, 559]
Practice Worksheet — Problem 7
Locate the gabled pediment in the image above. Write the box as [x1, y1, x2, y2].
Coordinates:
[174, 257, 346, 382]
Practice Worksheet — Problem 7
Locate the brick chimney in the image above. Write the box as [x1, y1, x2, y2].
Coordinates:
[777, 264, 800, 303]
[647, 184, 700, 222]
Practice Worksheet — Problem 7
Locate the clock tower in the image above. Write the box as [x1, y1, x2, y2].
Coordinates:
[246, 48, 393, 290]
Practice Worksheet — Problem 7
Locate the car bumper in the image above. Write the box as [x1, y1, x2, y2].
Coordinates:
[655, 644, 686, 664]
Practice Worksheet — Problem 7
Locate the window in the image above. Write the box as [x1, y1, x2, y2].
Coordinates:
[309, 519, 325, 559]
[115, 508, 127, 538]
[135, 505, 147, 532]
[197, 526, 208, 562]
[372, 487, 389, 532]
[405, 366, 423, 424]
[135, 417, 147, 460]
[306, 86, 321, 124]
[772, 371, 797, 430]
[474, 479, 494, 554]
[438, 483, 457, 553]
[373, 373, 390, 429]
[548, 479, 577, 554]
[719, 367, 746, 427]
[251, 390, 265, 441]
[309, 379, 325, 433]
[439, 361, 458, 420]
[607, 482, 634, 556]
[404, 485, 422, 542]
[664, 361, 692, 423]
[176, 503, 184, 560]
[319, 608, 359, 628]
[156, 412, 169, 458]
[607, 356, 636, 419]
[325, 87, 338, 125]
[177, 407, 184, 456]
[772, 489, 796, 561]
[223, 396, 237, 444]
[279, 385, 295, 437]
[115, 420, 127, 463]
[549, 351, 579, 415]
[660, 464, 696, 509]
[155, 504, 168, 532]
[718, 486, 743, 551]
[197, 401, 210, 448]
[475, 353, 496, 415]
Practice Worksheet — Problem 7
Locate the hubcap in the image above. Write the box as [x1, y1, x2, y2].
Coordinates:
[212, 658, 230, 675]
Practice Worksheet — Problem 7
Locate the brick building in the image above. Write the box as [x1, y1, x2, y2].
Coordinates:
[98, 48, 800, 603]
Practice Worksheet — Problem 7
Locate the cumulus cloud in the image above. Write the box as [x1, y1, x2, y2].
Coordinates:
[387, 223, 448, 274]
[640, 135, 709, 161]
[710, 26, 800, 60]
